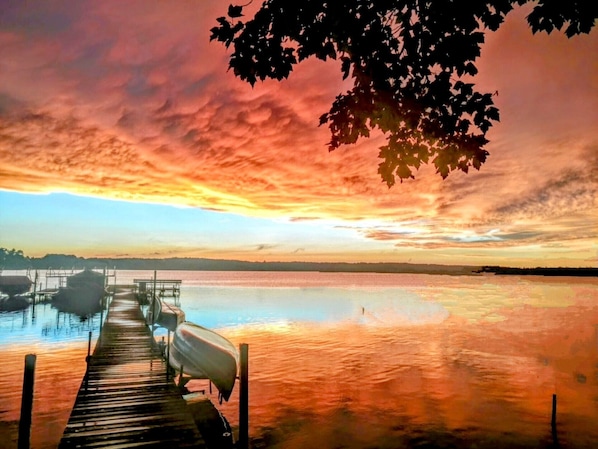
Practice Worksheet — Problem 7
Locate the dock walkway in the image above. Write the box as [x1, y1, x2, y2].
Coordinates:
[59, 291, 206, 448]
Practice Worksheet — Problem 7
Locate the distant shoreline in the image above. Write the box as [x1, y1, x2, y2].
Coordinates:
[1, 252, 596, 277]
[476, 266, 598, 277]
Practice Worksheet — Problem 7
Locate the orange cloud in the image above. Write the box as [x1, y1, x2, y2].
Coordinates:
[0, 1, 596, 264]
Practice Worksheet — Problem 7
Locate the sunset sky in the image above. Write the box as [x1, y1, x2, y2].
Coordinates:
[0, 1, 596, 267]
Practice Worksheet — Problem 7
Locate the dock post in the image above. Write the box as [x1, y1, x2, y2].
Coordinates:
[239, 343, 249, 449]
[551, 393, 559, 446]
[100, 299, 104, 333]
[166, 331, 171, 380]
[152, 270, 157, 327]
[85, 331, 92, 390]
[87, 331, 92, 362]
[32, 271, 38, 306]
[167, 331, 171, 361]
[18, 354, 36, 449]
[551, 393, 557, 427]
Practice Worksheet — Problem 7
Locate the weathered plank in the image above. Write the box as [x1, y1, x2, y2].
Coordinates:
[59, 292, 206, 449]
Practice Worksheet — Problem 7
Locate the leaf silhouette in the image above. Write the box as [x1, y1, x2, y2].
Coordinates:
[211, 0, 597, 185]
[227, 5, 244, 19]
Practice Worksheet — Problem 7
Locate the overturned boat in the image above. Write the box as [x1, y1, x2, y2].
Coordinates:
[169, 322, 239, 401]
[145, 295, 161, 326]
[53, 268, 106, 316]
[0, 295, 30, 312]
[156, 297, 186, 332]
[0, 275, 32, 297]
[0, 275, 33, 312]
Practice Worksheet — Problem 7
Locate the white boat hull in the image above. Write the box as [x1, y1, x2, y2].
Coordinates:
[156, 299, 185, 331]
[169, 322, 239, 401]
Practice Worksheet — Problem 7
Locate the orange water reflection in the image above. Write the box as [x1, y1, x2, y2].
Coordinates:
[188, 288, 598, 448]
[0, 343, 89, 449]
[1, 276, 597, 449]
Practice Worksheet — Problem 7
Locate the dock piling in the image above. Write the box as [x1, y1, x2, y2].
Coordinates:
[239, 343, 249, 449]
[152, 270, 157, 327]
[18, 354, 36, 449]
[85, 331, 92, 391]
[87, 331, 92, 361]
[100, 298, 104, 331]
[166, 331, 171, 380]
[551, 393, 559, 447]
[551, 393, 557, 428]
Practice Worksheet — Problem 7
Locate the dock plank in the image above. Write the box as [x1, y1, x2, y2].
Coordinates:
[59, 292, 206, 449]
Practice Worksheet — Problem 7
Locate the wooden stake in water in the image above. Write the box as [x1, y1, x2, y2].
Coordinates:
[551, 393, 557, 427]
[18, 354, 36, 449]
[551, 393, 559, 447]
[239, 343, 249, 449]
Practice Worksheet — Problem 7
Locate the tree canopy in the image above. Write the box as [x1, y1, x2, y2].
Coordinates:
[0, 247, 30, 269]
[211, 0, 596, 186]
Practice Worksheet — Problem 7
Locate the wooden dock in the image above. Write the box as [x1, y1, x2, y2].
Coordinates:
[134, 278, 181, 298]
[58, 291, 207, 449]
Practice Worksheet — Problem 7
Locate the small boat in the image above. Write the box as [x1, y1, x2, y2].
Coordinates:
[146, 295, 161, 326]
[52, 269, 106, 316]
[0, 295, 30, 312]
[169, 322, 239, 401]
[0, 275, 33, 297]
[156, 297, 186, 331]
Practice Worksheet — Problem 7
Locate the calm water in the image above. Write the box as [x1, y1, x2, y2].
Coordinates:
[1, 270, 597, 448]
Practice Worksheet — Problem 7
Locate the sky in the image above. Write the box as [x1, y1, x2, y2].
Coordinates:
[0, 1, 596, 267]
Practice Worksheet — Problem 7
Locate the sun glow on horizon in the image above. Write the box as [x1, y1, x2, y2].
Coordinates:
[1, 189, 595, 268]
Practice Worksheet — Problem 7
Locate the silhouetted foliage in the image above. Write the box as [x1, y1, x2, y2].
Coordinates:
[0, 247, 30, 269]
[211, 1, 596, 186]
[2, 249, 595, 275]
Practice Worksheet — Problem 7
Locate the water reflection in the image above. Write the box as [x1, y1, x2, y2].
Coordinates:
[171, 285, 451, 330]
[0, 301, 103, 345]
[0, 343, 90, 449]
[0, 295, 31, 312]
[167, 274, 598, 449]
[0, 298, 103, 448]
[208, 305, 598, 448]
[0, 307, 28, 328]
[1, 271, 597, 449]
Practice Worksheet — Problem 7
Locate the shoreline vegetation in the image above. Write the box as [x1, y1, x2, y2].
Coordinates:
[476, 266, 598, 277]
[1, 248, 596, 277]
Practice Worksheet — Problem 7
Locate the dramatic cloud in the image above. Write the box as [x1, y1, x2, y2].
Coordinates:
[0, 1, 596, 265]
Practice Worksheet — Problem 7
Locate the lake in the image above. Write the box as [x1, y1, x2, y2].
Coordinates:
[1, 270, 597, 448]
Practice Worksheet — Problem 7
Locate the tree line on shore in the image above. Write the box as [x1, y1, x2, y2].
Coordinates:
[1, 247, 475, 274]
[1, 247, 596, 276]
